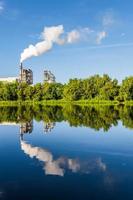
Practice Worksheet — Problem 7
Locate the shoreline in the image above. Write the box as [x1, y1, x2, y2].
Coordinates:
[0, 100, 132, 106]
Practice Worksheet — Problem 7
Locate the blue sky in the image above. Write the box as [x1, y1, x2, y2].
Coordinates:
[0, 0, 133, 83]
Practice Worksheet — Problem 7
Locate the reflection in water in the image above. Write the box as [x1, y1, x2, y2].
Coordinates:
[20, 121, 33, 135]
[1, 105, 133, 132]
[20, 138, 106, 176]
[44, 122, 56, 133]
[1, 106, 133, 199]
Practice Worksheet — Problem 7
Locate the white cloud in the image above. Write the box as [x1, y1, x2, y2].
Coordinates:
[96, 31, 107, 44]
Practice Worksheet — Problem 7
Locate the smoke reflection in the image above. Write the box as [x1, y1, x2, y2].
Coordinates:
[21, 140, 106, 176]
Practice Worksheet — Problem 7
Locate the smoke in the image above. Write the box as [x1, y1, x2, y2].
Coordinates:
[20, 25, 81, 63]
[20, 25, 108, 62]
[67, 30, 80, 43]
[96, 31, 107, 44]
[21, 140, 106, 176]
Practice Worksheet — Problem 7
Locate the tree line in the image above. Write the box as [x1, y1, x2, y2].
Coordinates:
[0, 74, 133, 101]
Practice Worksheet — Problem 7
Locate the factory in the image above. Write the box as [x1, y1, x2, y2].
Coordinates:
[0, 63, 56, 85]
[0, 63, 33, 85]
[44, 70, 56, 83]
[19, 63, 33, 85]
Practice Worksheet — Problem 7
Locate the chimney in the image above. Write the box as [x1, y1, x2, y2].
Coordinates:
[20, 62, 23, 82]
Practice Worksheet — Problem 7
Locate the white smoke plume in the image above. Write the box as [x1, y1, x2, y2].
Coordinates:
[21, 140, 106, 176]
[20, 25, 81, 63]
[96, 31, 107, 44]
[67, 30, 80, 43]
[20, 25, 108, 62]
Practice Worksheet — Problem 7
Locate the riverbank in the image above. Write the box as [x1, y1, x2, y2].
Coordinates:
[0, 100, 132, 106]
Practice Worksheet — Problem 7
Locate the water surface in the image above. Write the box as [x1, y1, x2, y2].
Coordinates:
[0, 105, 133, 200]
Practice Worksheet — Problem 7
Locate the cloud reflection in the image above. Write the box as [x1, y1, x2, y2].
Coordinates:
[21, 140, 106, 176]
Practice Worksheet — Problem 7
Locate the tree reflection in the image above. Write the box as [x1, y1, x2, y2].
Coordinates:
[0, 105, 133, 131]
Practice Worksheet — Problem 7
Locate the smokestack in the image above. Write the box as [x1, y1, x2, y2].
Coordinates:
[20, 62, 23, 83]
[20, 62, 23, 69]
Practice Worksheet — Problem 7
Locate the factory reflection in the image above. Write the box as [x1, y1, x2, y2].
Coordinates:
[20, 121, 33, 139]
[20, 121, 33, 134]
[44, 122, 56, 133]
[0, 120, 56, 138]
[19, 121, 56, 137]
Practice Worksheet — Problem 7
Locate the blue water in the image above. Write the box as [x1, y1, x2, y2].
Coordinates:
[0, 107, 133, 199]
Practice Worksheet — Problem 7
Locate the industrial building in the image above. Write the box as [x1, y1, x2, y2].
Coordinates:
[0, 63, 33, 85]
[0, 63, 56, 85]
[19, 63, 33, 85]
[44, 70, 56, 83]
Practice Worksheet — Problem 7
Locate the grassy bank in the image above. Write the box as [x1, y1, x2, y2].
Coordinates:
[0, 100, 124, 107]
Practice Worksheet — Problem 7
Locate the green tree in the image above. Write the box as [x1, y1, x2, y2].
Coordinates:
[33, 83, 42, 101]
[42, 83, 64, 100]
[118, 77, 133, 101]
[17, 83, 29, 100]
[63, 79, 83, 100]
[99, 79, 119, 100]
